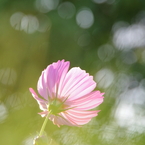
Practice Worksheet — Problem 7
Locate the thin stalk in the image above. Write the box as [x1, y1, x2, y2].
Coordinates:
[38, 110, 52, 137]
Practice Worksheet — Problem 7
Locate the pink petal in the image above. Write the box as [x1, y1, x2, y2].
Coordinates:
[49, 114, 74, 127]
[65, 91, 104, 110]
[63, 109, 100, 125]
[38, 111, 48, 117]
[60, 112, 81, 126]
[29, 88, 47, 111]
[37, 72, 49, 100]
[37, 60, 70, 99]
[60, 67, 96, 101]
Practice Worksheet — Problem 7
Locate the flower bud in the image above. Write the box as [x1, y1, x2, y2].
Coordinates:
[33, 135, 51, 145]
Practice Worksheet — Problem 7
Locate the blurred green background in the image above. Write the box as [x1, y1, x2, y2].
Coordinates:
[0, 0, 145, 144]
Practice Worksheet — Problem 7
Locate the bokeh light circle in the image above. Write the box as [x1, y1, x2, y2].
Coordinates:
[76, 8, 94, 29]
[58, 2, 76, 19]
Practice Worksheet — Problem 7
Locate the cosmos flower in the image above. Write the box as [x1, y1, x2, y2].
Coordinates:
[29, 60, 104, 127]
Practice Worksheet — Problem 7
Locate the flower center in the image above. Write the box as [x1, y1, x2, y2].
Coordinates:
[49, 100, 63, 115]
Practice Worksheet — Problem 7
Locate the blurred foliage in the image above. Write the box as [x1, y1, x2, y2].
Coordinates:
[0, 0, 145, 144]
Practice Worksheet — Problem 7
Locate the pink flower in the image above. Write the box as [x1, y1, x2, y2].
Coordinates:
[29, 60, 104, 127]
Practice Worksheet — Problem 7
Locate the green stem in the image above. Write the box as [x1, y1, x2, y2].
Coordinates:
[38, 110, 52, 137]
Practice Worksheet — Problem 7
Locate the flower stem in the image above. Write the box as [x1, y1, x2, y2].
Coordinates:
[38, 110, 52, 137]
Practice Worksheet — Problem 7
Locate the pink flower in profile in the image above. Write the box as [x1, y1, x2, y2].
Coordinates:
[29, 60, 104, 127]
